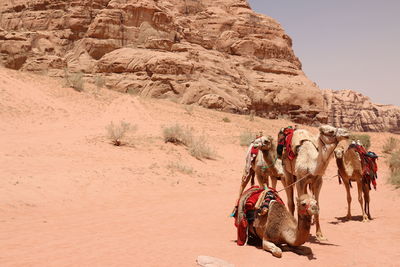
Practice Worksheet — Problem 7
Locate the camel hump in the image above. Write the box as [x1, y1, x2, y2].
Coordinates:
[291, 129, 316, 151]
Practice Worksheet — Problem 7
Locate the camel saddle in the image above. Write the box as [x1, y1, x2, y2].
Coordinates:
[277, 127, 296, 160]
[234, 186, 284, 246]
[350, 144, 378, 190]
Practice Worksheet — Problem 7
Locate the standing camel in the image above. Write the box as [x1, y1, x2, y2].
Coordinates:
[281, 125, 350, 240]
[334, 145, 372, 221]
[237, 136, 285, 201]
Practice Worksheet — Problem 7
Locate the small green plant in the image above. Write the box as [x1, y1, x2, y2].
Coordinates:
[65, 70, 85, 92]
[163, 124, 193, 145]
[349, 134, 371, 150]
[240, 130, 256, 146]
[222, 117, 231, 123]
[188, 135, 216, 160]
[382, 137, 399, 154]
[166, 162, 194, 175]
[106, 121, 137, 146]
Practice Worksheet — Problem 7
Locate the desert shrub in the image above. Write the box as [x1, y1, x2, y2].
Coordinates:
[166, 162, 194, 175]
[249, 110, 255, 121]
[349, 134, 371, 150]
[163, 124, 193, 145]
[222, 117, 231, 123]
[389, 150, 400, 188]
[184, 105, 194, 116]
[382, 137, 399, 154]
[240, 130, 256, 146]
[65, 71, 84, 92]
[94, 74, 105, 89]
[188, 135, 216, 160]
[106, 121, 137, 146]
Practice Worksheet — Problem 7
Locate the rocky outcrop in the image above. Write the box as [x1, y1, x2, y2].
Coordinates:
[0, 0, 399, 132]
[324, 89, 400, 133]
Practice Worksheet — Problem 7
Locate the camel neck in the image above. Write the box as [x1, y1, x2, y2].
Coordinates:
[314, 136, 337, 175]
[292, 213, 312, 246]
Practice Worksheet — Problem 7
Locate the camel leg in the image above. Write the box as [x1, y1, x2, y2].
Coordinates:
[270, 176, 278, 189]
[255, 168, 267, 189]
[311, 177, 326, 241]
[363, 183, 372, 220]
[343, 179, 352, 219]
[357, 180, 368, 222]
[282, 167, 295, 215]
[262, 239, 282, 258]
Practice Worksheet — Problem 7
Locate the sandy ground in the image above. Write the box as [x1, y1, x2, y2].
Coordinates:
[1, 68, 399, 267]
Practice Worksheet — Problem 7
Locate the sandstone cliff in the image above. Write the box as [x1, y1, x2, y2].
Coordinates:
[0, 0, 398, 132]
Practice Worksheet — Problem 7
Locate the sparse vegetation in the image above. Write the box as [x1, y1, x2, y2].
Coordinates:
[94, 74, 105, 89]
[222, 117, 231, 123]
[388, 150, 400, 188]
[349, 134, 371, 150]
[240, 130, 256, 147]
[249, 110, 255, 121]
[184, 105, 194, 116]
[382, 137, 399, 154]
[163, 124, 193, 145]
[106, 121, 137, 146]
[166, 162, 194, 175]
[188, 135, 216, 160]
[163, 124, 216, 159]
[64, 70, 85, 92]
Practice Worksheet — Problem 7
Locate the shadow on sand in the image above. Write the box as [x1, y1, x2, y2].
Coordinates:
[328, 215, 374, 225]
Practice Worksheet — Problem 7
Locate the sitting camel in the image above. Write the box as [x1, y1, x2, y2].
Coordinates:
[245, 192, 319, 258]
[334, 145, 372, 221]
[282, 125, 350, 240]
[237, 136, 285, 200]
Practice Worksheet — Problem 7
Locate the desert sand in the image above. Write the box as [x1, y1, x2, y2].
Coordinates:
[1, 68, 399, 267]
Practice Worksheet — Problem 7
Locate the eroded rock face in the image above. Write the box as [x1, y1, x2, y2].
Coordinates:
[0, 0, 398, 131]
[324, 89, 400, 133]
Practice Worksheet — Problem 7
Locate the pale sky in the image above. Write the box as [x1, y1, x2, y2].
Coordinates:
[248, 0, 400, 106]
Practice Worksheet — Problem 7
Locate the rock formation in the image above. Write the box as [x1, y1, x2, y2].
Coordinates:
[0, 0, 398, 132]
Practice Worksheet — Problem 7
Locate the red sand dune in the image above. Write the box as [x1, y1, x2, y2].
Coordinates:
[0, 68, 399, 267]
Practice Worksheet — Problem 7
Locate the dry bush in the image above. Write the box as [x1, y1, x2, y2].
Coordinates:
[349, 134, 371, 150]
[95, 74, 105, 89]
[106, 121, 137, 146]
[389, 150, 400, 188]
[222, 117, 231, 123]
[249, 110, 255, 121]
[163, 124, 193, 145]
[166, 162, 194, 175]
[240, 130, 256, 147]
[65, 70, 84, 92]
[188, 135, 216, 160]
[184, 105, 194, 116]
[382, 137, 399, 154]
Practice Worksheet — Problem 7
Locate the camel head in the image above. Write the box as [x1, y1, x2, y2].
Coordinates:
[258, 135, 274, 151]
[319, 125, 350, 144]
[334, 146, 345, 159]
[297, 194, 319, 216]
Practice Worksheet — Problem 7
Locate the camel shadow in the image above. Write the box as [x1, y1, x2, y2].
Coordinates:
[328, 215, 374, 225]
[239, 237, 316, 260]
[308, 236, 339, 247]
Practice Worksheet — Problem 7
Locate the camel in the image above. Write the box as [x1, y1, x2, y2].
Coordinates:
[334, 145, 371, 221]
[247, 193, 319, 258]
[237, 136, 285, 201]
[281, 125, 350, 240]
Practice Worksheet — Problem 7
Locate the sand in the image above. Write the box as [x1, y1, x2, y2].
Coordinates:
[1, 68, 399, 267]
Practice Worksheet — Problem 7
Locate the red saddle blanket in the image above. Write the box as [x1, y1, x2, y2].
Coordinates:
[234, 186, 284, 246]
[278, 127, 296, 160]
[350, 144, 378, 190]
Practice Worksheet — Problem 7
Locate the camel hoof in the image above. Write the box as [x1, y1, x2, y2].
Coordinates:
[346, 214, 352, 220]
[316, 234, 327, 242]
[271, 249, 282, 258]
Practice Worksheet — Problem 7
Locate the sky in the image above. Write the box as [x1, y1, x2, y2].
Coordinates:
[248, 0, 400, 106]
